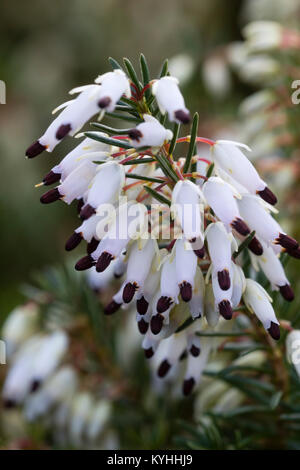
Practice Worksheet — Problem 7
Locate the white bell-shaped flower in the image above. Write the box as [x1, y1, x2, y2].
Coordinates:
[256, 240, 294, 301]
[155, 331, 187, 378]
[238, 194, 300, 257]
[136, 257, 161, 315]
[156, 253, 180, 314]
[26, 84, 102, 157]
[231, 262, 246, 308]
[122, 238, 157, 303]
[183, 337, 211, 396]
[175, 238, 197, 302]
[211, 270, 233, 320]
[286, 330, 300, 380]
[243, 278, 280, 340]
[40, 160, 96, 205]
[128, 114, 173, 148]
[94, 69, 131, 112]
[172, 180, 204, 246]
[80, 161, 125, 220]
[86, 400, 112, 442]
[206, 222, 233, 291]
[189, 266, 205, 319]
[2, 303, 39, 358]
[212, 140, 277, 205]
[43, 136, 111, 185]
[152, 76, 190, 124]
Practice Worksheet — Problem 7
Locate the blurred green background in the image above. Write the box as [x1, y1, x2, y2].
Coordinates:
[0, 0, 247, 313]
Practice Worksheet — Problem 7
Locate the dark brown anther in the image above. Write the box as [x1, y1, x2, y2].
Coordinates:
[157, 359, 171, 378]
[218, 300, 233, 320]
[43, 170, 61, 185]
[98, 97, 112, 109]
[279, 284, 294, 302]
[190, 344, 200, 357]
[231, 218, 250, 236]
[25, 140, 47, 158]
[96, 252, 114, 272]
[257, 186, 277, 205]
[182, 377, 195, 396]
[157, 296, 173, 313]
[87, 237, 99, 255]
[194, 247, 205, 259]
[136, 296, 149, 315]
[268, 321, 280, 340]
[287, 247, 300, 259]
[276, 233, 299, 251]
[30, 379, 41, 393]
[150, 314, 164, 335]
[104, 300, 121, 315]
[77, 198, 84, 214]
[138, 318, 149, 335]
[40, 187, 61, 204]
[3, 398, 16, 409]
[180, 282, 193, 302]
[248, 237, 263, 256]
[56, 123, 71, 140]
[80, 204, 96, 221]
[217, 269, 231, 291]
[123, 282, 138, 303]
[144, 347, 154, 359]
[174, 109, 191, 124]
[128, 128, 143, 142]
[65, 232, 83, 251]
[75, 255, 95, 271]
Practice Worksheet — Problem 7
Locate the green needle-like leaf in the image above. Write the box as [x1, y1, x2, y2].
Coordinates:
[159, 58, 169, 77]
[123, 57, 142, 92]
[183, 112, 199, 174]
[206, 162, 215, 178]
[168, 122, 180, 156]
[140, 53, 151, 100]
[90, 122, 132, 135]
[108, 57, 123, 71]
[125, 173, 165, 184]
[143, 185, 171, 206]
[122, 157, 156, 165]
[84, 131, 132, 149]
[233, 231, 256, 259]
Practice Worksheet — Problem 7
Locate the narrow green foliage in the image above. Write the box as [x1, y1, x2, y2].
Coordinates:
[140, 53, 151, 101]
[233, 231, 256, 259]
[122, 158, 156, 165]
[108, 57, 123, 71]
[126, 173, 165, 184]
[123, 57, 142, 92]
[159, 59, 169, 78]
[90, 122, 132, 135]
[206, 162, 214, 178]
[84, 131, 132, 149]
[143, 185, 171, 206]
[168, 122, 180, 156]
[183, 112, 199, 174]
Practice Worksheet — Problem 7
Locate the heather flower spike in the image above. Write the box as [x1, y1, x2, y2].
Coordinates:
[26, 54, 300, 396]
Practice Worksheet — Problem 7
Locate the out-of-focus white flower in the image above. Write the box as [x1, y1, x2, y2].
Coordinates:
[243, 21, 283, 52]
[86, 400, 112, 443]
[128, 115, 173, 148]
[239, 90, 275, 116]
[152, 76, 190, 124]
[2, 303, 39, 358]
[69, 392, 94, 447]
[24, 366, 78, 421]
[168, 54, 195, 85]
[243, 278, 280, 339]
[239, 55, 280, 84]
[286, 330, 300, 379]
[202, 55, 232, 99]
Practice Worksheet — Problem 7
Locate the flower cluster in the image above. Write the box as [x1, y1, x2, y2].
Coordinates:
[1, 303, 116, 449]
[26, 56, 300, 396]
